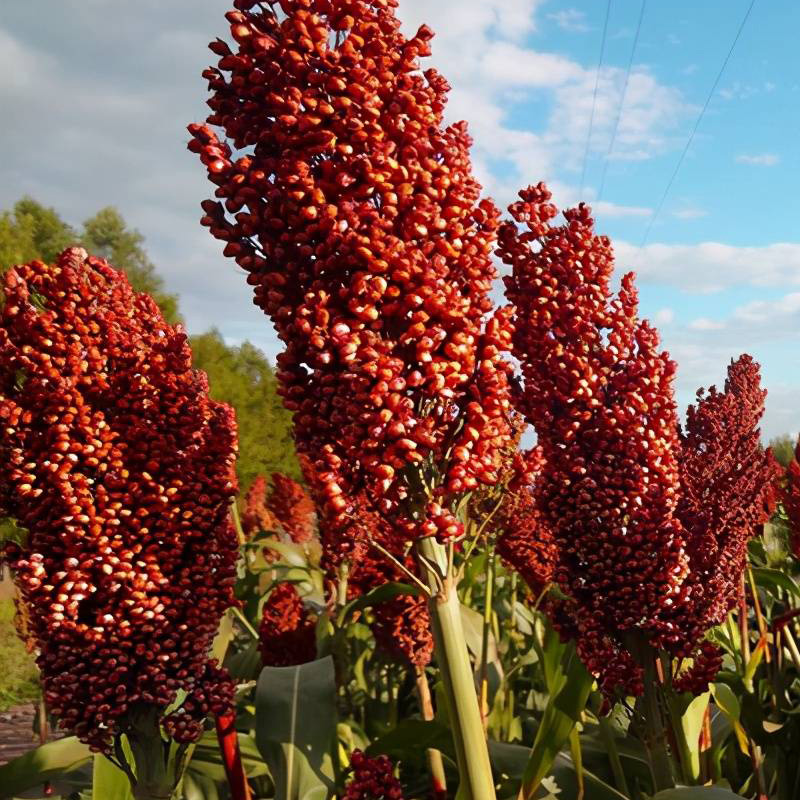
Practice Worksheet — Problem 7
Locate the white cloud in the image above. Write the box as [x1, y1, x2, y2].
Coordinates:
[547, 9, 588, 33]
[735, 153, 780, 166]
[399, 0, 690, 206]
[615, 241, 800, 292]
[689, 318, 725, 331]
[655, 308, 675, 324]
[672, 206, 707, 219]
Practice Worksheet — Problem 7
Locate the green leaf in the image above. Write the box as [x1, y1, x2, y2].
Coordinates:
[255, 656, 337, 800]
[750, 567, 800, 598]
[680, 692, 710, 781]
[518, 645, 594, 799]
[337, 581, 421, 627]
[182, 770, 221, 800]
[189, 730, 269, 782]
[260, 540, 310, 567]
[742, 636, 767, 691]
[92, 754, 134, 800]
[366, 719, 453, 769]
[487, 742, 627, 800]
[711, 683, 748, 754]
[0, 736, 92, 796]
[652, 787, 744, 799]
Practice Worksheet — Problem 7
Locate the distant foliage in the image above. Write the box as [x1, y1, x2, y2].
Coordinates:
[190, 330, 300, 489]
[770, 433, 797, 468]
[0, 198, 180, 323]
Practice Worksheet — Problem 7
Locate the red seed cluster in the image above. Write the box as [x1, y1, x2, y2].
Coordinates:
[347, 511, 433, 668]
[188, 0, 514, 545]
[496, 487, 557, 598]
[240, 475, 280, 538]
[258, 582, 317, 667]
[0, 248, 239, 752]
[344, 750, 405, 800]
[267, 472, 316, 544]
[499, 188, 781, 692]
[783, 440, 800, 557]
[669, 355, 780, 651]
[494, 448, 556, 597]
[673, 641, 724, 696]
[498, 185, 688, 687]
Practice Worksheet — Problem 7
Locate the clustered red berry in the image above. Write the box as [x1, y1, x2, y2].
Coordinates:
[495, 487, 557, 598]
[267, 472, 316, 544]
[498, 186, 777, 693]
[240, 474, 279, 538]
[344, 750, 405, 800]
[499, 185, 687, 689]
[783, 440, 800, 557]
[0, 248, 240, 751]
[673, 641, 724, 696]
[189, 0, 514, 546]
[492, 445, 557, 597]
[667, 355, 780, 652]
[259, 582, 317, 667]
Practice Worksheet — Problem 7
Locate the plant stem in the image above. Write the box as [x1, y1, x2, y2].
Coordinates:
[598, 714, 630, 797]
[127, 707, 176, 800]
[630, 638, 675, 792]
[747, 568, 770, 663]
[479, 546, 496, 734]
[739, 575, 751, 665]
[215, 710, 252, 800]
[417, 536, 497, 800]
[230, 499, 246, 547]
[415, 665, 448, 800]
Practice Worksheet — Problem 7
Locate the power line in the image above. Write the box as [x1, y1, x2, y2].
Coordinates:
[597, 0, 647, 203]
[640, 0, 757, 246]
[579, 0, 612, 198]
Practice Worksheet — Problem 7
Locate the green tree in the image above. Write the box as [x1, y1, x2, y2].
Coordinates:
[0, 197, 76, 269]
[81, 207, 180, 324]
[770, 434, 797, 468]
[190, 330, 299, 490]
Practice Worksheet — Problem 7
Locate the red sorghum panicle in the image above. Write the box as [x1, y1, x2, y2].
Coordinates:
[240, 475, 279, 538]
[493, 445, 557, 598]
[668, 355, 780, 652]
[258, 582, 317, 667]
[347, 511, 433, 668]
[783, 439, 800, 557]
[498, 185, 687, 690]
[495, 486, 557, 599]
[0, 248, 239, 752]
[673, 641, 724, 696]
[189, 0, 514, 547]
[267, 472, 316, 544]
[344, 750, 405, 800]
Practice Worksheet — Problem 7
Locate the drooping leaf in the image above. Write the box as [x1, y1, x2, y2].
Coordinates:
[517, 645, 594, 799]
[337, 581, 421, 627]
[0, 736, 92, 797]
[366, 719, 453, 769]
[188, 729, 270, 782]
[750, 567, 800, 598]
[92, 754, 134, 800]
[680, 692, 711, 781]
[255, 656, 337, 800]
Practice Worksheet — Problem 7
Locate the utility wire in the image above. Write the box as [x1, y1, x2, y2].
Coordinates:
[597, 0, 647, 203]
[579, 0, 613, 198]
[640, 0, 757, 245]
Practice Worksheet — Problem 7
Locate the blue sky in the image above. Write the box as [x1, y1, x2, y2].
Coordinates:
[0, 0, 797, 438]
